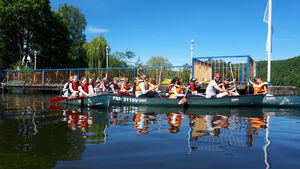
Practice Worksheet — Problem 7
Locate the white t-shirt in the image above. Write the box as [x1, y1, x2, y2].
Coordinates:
[205, 80, 218, 98]
[135, 82, 148, 97]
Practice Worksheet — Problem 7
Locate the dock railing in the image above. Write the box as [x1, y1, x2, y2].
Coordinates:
[4, 67, 137, 86]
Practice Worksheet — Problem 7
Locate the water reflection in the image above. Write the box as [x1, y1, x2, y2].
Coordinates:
[1, 94, 300, 169]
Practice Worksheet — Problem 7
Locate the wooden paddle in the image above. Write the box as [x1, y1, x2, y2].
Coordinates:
[50, 97, 68, 103]
[229, 62, 238, 95]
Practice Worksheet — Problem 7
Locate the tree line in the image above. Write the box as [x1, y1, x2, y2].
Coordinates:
[0, 0, 177, 74]
[256, 55, 300, 93]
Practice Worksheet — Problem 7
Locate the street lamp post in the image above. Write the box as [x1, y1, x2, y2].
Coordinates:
[34, 51, 37, 70]
[190, 40, 194, 65]
[106, 46, 110, 68]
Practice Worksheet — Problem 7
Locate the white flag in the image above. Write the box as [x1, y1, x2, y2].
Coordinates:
[264, 1, 272, 53]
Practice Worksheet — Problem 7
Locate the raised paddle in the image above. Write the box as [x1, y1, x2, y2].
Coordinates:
[229, 62, 238, 95]
[50, 97, 68, 103]
[178, 88, 190, 105]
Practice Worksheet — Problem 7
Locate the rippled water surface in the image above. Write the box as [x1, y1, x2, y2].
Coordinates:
[1, 93, 300, 169]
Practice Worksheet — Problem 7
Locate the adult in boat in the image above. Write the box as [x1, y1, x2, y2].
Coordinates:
[168, 77, 185, 99]
[135, 74, 160, 98]
[69, 75, 79, 97]
[62, 76, 73, 97]
[108, 77, 120, 93]
[249, 76, 269, 94]
[88, 78, 96, 96]
[78, 76, 89, 97]
[149, 78, 160, 93]
[205, 73, 228, 98]
[120, 78, 132, 92]
[220, 77, 239, 96]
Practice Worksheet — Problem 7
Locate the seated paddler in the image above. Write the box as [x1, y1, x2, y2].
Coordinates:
[249, 76, 269, 94]
[78, 76, 89, 97]
[69, 75, 79, 97]
[205, 73, 228, 98]
[120, 78, 132, 92]
[108, 77, 120, 93]
[135, 74, 160, 98]
[168, 77, 185, 99]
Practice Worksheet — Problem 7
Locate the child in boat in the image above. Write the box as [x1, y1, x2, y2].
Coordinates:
[62, 76, 73, 97]
[88, 78, 96, 96]
[149, 78, 160, 93]
[249, 76, 269, 94]
[78, 76, 89, 97]
[120, 78, 132, 92]
[168, 77, 185, 99]
[69, 75, 79, 97]
[219, 77, 239, 96]
[135, 74, 160, 98]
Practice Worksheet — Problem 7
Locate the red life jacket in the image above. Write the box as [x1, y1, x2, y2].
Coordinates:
[89, 83, 94, 88]
[72, 81, 79, 91]
[109, 82, 119, 90]
[189, 82, 196, 92]
[79, 82, 89, 93]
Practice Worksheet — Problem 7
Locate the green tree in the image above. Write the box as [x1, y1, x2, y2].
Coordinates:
[57, 4, 87, 67]
[82, 34, 108, 68]
[0, 0, 70, 69]
[146, 56, 172, 67]
[109, 49, 138, 67]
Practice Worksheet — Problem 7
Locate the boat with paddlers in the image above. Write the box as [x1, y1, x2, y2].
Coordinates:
[50, 93, 300, 108]
[51, 93, 263, 107]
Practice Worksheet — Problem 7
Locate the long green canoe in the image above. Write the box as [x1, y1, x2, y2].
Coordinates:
[62, 94, 264, 108]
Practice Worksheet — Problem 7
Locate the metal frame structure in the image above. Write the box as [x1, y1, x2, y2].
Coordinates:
[192, 55, 252, 84]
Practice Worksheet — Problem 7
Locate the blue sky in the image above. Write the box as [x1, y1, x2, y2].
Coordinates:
[50, 0, 300, 65]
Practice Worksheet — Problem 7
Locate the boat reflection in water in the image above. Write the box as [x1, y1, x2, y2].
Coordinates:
[2, 93, 300, 169]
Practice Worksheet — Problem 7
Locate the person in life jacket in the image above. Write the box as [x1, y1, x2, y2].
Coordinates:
[62, 76, 73, 97]
[219, 77, 239, 96]
[108, 77, 119, 93]
[149, 78, 160, 93]
[187, 78, 198, 95]
[78, 76, 89, 97]
[168, 113, 182, 133]
[88, 78, 96, 96]
[120, 78, 132, 92]
[168, 77, 185, 99]
[135, 74, 160, 98]
[249, 76, 269, 94]
[69, 75, 79, 97]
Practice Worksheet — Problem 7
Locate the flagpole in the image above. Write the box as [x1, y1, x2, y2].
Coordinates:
[267, 0, 272, 82]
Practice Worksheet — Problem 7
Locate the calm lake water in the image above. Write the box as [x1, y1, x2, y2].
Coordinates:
[1, 93, 300, 169]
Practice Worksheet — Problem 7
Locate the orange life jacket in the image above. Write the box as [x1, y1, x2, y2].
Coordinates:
[168, 84, 183, 98]
[253, 82, 268, 94]
[79, 82, 89, 93]
[121, 81, 131, 90]
[135, 80, 149, 93]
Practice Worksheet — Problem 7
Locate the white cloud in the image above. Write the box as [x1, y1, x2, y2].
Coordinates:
[86, 26, 108, 33]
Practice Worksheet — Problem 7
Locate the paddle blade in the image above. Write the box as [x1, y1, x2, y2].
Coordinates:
[178, 98, 187, 105]
[50, 105, 65, 111]
[118, 91, 131, 95]
[50, 97, 68, 103]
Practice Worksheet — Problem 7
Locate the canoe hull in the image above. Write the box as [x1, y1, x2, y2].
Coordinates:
[263, 96, 300, 108]
[109, 94, 264, 107]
